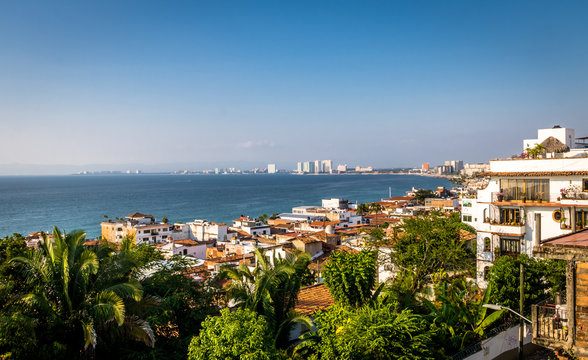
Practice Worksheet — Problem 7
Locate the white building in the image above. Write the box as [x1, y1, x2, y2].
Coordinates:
[337, 164, 348, 172]
[174, 220, 228, 242]
[268, 164, 277, 174]
[322, 198, 349, 210]
[523, 126, 576, 152]
[463, 128, 588, 287]
[231, 217, 271, 236]
[157, 239, 209, 259]
[134, 223, 174, 244]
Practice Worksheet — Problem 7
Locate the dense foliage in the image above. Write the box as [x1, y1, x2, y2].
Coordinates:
[322, 250, 377, 307]
[219, 248, 312, 348]
[487, 254, 566, 311]
[0, 230, 218, 360]
[309, 302, 438, 360]
[389, 213, 475, 296]
[188, 308, 283, 360]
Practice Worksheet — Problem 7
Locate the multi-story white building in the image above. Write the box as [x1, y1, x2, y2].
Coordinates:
[463, 127, 588, 287]
[231, 217, 271, 236]
[174, 219, 228, 242]
[101, 212, 174, 245]
[268, 164, 277, 174]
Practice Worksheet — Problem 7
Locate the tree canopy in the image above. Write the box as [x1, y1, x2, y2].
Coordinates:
[322, 250, 377, 308]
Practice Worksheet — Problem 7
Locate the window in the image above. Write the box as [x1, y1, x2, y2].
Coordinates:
[500, 179, 549, 201]
[462, 215, 472, 222]
[577, 210, 588, 229]
[584, 179, 588, 192]
[500, 208, 521, 224]
[500, 237, 520, 254]
[553, 210, 562, 222]
[484, 237, 491, 252]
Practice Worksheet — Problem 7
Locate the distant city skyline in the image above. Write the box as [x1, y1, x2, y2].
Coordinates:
[1, 1, 588, 175]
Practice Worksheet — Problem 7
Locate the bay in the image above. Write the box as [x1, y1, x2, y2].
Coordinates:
[0, 174, 451, 238]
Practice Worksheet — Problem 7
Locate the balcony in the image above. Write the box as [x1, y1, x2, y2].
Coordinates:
[484, 219, 526, 236]
[532, 299, 569, 348]
[489, 223, 526, 236]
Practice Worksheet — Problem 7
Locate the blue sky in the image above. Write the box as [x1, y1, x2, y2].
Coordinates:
[1, 1, 587, 173]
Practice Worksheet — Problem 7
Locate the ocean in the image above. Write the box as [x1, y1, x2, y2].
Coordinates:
[0, 174, 451, 238]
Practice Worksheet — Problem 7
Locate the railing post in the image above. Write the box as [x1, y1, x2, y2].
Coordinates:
[531, 305, 538, 338]
[567, 261, 576, 348]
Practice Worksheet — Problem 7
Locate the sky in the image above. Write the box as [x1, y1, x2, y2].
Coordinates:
[1, 0, 588, 174]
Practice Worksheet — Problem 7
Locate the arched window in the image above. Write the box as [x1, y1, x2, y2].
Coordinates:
[484, 237, 491, 252]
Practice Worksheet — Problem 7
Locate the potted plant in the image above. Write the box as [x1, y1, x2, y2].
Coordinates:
[521, 196, 526, 203]
[497, 191, 504, 202]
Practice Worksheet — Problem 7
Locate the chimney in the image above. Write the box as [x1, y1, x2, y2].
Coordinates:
[534, 213, 542, 246]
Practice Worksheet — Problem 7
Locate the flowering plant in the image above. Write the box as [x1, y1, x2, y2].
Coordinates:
[560, 185, 583, 199]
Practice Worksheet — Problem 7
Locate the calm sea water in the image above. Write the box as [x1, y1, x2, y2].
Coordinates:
[0, 174, 450, 238]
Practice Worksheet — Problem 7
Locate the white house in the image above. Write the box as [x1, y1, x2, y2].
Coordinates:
[231, 217, 271, 236]
[463, 128, 588, 287]
[156, 239, 209, 259]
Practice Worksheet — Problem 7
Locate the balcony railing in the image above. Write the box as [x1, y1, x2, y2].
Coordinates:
[532, 301, 569, 344]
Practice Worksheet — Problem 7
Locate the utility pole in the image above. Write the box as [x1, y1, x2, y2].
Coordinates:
[519, 263, 524, 360]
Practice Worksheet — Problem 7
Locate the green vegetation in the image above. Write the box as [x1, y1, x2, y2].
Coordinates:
[487, 254, 566, 311]
[387, 213, 475, 297]
[0, 230, 218, 360]
[322, 250, 378, 308]
[413, 189, 439, 204]
[0, 213, 566, 359]
[219, 248, 312, 348]
[188, 308, 283, 360]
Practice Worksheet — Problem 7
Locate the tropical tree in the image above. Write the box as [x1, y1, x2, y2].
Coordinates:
[487, 254, 565, 311]
[413, 189, 439, 205]
[220, 248, 312, 347]
[309, 302, 439, 360]
[8, 227, 155, 358]
[387, 213, 474, 297]
[422, 280, 505, 352]
[322, 250, 378, 308]
[187, 308, 283, 360]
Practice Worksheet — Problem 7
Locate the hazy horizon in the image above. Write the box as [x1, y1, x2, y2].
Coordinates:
[2, 1, 588, 175]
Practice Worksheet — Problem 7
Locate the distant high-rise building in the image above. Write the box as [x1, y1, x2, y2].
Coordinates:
[322, 160, 333, 174]
[268, 164, 276, 174]
[297, 162, 302, 173]
[422, 163, 429, 170]
[314, 160, 321, 174]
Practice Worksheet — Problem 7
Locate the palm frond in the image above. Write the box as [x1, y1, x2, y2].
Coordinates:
[81, 319, 97, 349]
[105, 281, 144, 302]
[92, 290, 126, 326]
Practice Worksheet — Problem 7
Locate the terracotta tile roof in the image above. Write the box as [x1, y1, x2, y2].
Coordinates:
[126, 212, 153, 218]
[310, 221, 340, 227]
[293, 236, 322, 244]
[541, 228, 588, 248]
[295, 283, 334, 316]
[459, 229, 477, 241]
[173, 239, 202, 246]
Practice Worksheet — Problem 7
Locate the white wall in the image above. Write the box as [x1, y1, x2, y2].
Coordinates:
[491, 157, 588, 174]
[462, 324, 532, 360]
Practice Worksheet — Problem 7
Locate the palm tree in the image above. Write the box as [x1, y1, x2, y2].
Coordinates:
[10, 227, 154, 357]
[220, 247, 313, 348]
